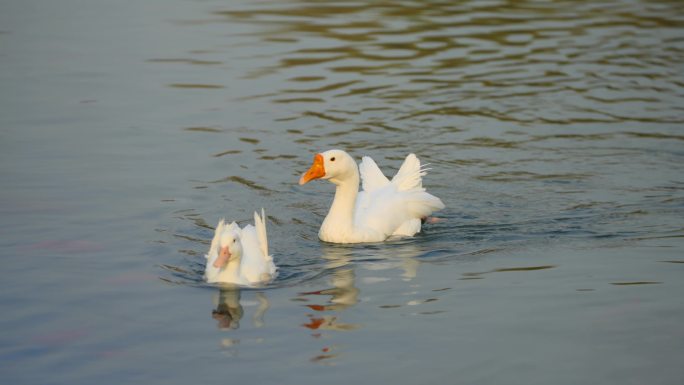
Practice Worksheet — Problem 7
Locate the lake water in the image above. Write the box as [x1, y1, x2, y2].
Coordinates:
[1, 0, 683, 384]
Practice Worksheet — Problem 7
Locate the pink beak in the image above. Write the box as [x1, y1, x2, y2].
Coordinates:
[213, 246, 231, 268]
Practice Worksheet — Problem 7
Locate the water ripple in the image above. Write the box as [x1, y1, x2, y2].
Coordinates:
[156, 0, 684, 289]
[204, 0, 684, 129]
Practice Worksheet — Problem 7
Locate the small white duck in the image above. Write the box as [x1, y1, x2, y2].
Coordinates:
[299, 149, 445, 243]
[204, 209, 277, 285]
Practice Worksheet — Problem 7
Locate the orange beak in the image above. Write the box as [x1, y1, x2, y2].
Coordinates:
[213, 246, 231, 268]
[299, 153, 326, 185]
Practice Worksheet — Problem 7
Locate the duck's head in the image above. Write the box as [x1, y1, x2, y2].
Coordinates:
[213, 230, 243, 269]
[299, 149, 356, 185]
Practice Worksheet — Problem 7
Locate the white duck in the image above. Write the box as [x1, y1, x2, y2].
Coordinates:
[204, 209, 277, 285]
[299, 149, 444, 243]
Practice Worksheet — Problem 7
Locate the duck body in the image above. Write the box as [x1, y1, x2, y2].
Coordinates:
[300, 150, 444, 243]
[204, 209, 277, 285]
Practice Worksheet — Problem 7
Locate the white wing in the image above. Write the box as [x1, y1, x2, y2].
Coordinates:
[359, 156, 390, 192]
[391, 153, 425, 191]
[239, 214, 276, 285]
[356, 154, 444, 238]
[253, 208, 269, 259]
[356, 156, 391, 225]
[207, 218, 225, 259]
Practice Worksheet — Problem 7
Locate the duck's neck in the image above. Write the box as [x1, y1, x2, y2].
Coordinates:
[221, 257, 241, 279]
[320, 171, 359, 240]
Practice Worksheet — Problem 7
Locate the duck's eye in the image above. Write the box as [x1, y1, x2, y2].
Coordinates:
[233, 239, 236, 243]
[330, 157, 336, 162]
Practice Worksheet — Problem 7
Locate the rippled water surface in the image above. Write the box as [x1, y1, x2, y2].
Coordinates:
[2, 0, 684, 384]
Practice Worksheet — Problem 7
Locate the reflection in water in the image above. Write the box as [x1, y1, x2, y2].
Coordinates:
[213, 0, 684, 129]
[303, 315, 359, 332]
[300, 245, 359, 316]
[299, 246, 361, 363]
[301, 268, 359, 313]
[364, 241, 424, 281]
[211, 288, 270, 330]
[296, 242, 442, 362]
[400, 257, 419, 280]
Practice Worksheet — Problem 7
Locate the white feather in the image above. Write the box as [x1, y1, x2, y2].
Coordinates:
[207, 219, 225, 259]
[359, 156, 390, 192]
[254, 209, 268, 259]
[391, 153, 425, 191]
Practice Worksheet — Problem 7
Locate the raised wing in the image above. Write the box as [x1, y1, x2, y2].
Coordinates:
[391, 153, 426, 191]
[355, 153, 444, 240]
[359, 156, 390, 192]
[253, 208, 269, 258]
[207, 218, 225, 259]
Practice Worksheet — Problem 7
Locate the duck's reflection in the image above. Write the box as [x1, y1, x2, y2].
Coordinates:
[300, 241, 425, 328]
[403, 258, 420, 279]
[300, 246, 359, 312]
[357, 241, 423, 283]
[299, 246, 362, 337]
[395, 245, 420, 281]
[301, 267, 359, 312]
[211, 287, 270, 330]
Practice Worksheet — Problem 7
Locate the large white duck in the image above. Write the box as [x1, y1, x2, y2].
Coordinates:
[299, 149, 445, 243]
[204, 209, 277, 285]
